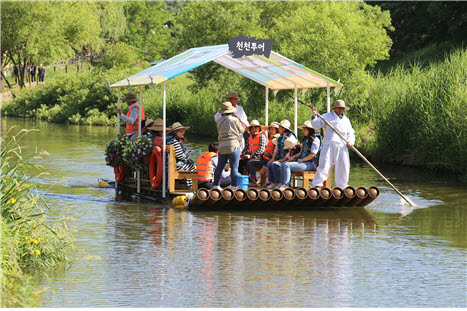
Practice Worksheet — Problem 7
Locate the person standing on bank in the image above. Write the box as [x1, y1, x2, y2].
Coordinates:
[117, 92, 146, 142]
[214, 91, 249, 149]
[213, 102, 245, 190]
[311, 99, 355, 188]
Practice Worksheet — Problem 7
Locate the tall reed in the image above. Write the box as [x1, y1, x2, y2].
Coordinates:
[1, 129, 75, 307]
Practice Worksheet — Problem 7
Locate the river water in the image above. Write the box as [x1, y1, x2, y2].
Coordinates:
[3, 117, 466, 308]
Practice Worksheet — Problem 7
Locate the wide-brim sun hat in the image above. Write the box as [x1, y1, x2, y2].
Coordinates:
[333, 99, 350, 111]
[142, 119, 155, 131]
[284, 137, 298, 150]
[218, 101, 237, 114]
[271, 133, 281, 145]
[246, 120, 263, 131]
[298, 120, 315, 131]
[226, 91, 242, 99]
[147, 118, 170, 132]
[169, 122, 190, 133]
[122, 92, 139, 103]
[279, 119, 291, 131]
[268, 121, 280, 129]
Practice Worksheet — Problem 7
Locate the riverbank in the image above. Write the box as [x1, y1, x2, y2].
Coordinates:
[2, 48, 466, 175]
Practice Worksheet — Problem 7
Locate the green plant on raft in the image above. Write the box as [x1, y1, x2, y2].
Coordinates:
[1, 128, 75, 307]
[120, 135, 155, 170]
[104, 135, 132, 168]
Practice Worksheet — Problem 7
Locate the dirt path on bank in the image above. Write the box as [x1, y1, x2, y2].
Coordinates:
[1, 82, 43, 104]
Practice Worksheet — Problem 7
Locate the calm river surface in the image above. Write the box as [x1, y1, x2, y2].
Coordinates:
[3, 117, 466, 308]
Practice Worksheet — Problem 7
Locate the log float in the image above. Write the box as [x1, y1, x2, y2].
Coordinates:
[188, 186, 379, 209]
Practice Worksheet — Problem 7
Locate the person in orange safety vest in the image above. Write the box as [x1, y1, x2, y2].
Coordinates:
[117, 92, 146, 142]
[197, 142, 231, 190]
[238, 120, 267, 178]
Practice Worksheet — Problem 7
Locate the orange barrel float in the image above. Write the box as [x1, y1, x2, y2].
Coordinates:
[258, 188, 271, 206]
[204, 188, 222, 207]
[315, 187, 332, 206]
[189, 188, 210, 207]
[326, 187, 344, 206]
[336, 186, 356, 206]
[211, 189, 234, 208]
[282, 187, 295, 205]
[232, 189, 247, 207]
[305, 187, 321, 206]
[358, 186, 380, 207]
[294, 187, 308, 207]
[347, 187, 368, 206]
[245, 188, 259, 207]
[270, 189, 283, 206]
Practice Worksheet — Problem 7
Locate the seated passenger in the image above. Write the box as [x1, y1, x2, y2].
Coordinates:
[166, 122, 195, 188]
[247, 121, 280, 186]
[197, 142, 232, 189]
[239, 120, 267, 177]
[145, 118, 170, 145]
[278, 121, 322, 190]
[265, 119, 297, 189]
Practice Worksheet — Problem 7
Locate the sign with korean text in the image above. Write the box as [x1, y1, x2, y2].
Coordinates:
[228, 36, 273, 58]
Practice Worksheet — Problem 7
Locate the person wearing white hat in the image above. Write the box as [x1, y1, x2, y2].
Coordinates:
[214, 91, 250, 149]
[265, 119, 297, 189]
[166, 122, 195, 187]
[239, 120, 267, 179]
[311, 99, 355, 188]
[277, 121, 323, 190]
[212, 102, 245, 190]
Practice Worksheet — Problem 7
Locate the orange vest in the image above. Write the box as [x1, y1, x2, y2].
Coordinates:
[125, 105, 146, 134]
[197, 152, 216, 182]
[247, 131, 267, 154]
[263, 138, 275, 160]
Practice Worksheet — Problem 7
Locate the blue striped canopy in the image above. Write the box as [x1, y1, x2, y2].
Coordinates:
[110, 44, 342, 91]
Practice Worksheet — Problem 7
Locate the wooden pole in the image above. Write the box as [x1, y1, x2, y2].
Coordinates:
[315, 112, 415, 206]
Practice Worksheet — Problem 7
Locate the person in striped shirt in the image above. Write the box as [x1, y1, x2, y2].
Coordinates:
[166, 122, 196, 188]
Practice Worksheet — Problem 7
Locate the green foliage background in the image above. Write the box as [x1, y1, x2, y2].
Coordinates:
[2, 0, 467, 174]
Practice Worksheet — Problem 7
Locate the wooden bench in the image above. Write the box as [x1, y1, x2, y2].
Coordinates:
[168, 145, 198, 193]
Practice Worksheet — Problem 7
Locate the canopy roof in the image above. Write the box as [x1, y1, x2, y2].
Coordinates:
[110, 44, 342, 91]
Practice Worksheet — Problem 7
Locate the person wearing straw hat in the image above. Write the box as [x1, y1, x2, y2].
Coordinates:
[214, 91, 249, 149]
[246, 121, 280, 186]
[117, 92, 146, 142]
[311, 99, 355, 188]
[212, 101, 245, 190]
[145, 118, 171, 145]
[277, 121, 323, 190]
[265, 119, 297, 189]
[166, 122, 196, 187]
[239, 120, 267, 178]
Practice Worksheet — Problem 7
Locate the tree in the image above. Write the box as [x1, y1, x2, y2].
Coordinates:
[98, 1, 127, 42]
[1, 1, 102, 88]
[171, 1, 264, 89]
[120, 1, 171, 62]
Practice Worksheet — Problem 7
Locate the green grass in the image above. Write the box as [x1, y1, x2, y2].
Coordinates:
[1, 128, 75, 307]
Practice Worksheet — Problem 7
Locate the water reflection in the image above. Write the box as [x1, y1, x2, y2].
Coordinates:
[100, 205, 378, 307]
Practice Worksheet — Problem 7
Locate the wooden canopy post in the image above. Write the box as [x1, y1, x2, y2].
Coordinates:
[117, 87, 121, 138]
[265, 86, 269, 126]
[294, 85, 298, 134]
[162, 81, 167, 198]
